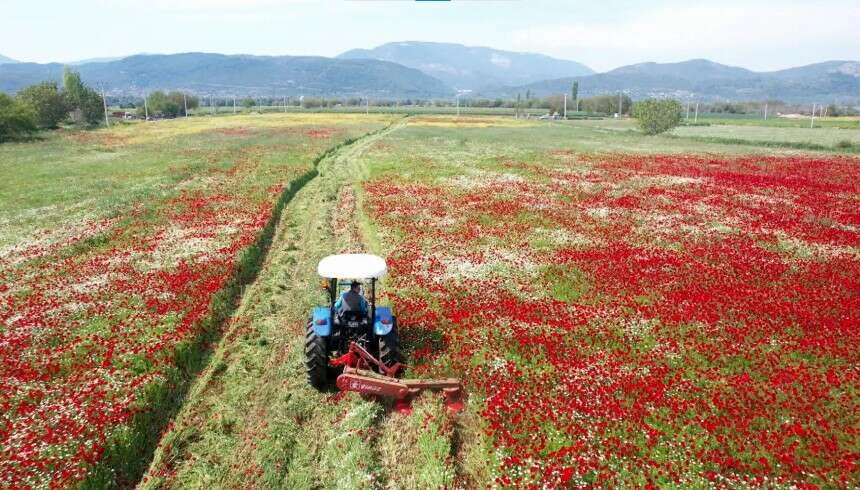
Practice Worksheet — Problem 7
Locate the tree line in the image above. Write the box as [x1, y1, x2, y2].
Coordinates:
[1, 69, 105, 142]
[0, 70, 201, 142]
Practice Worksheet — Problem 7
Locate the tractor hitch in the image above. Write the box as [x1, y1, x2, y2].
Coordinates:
[331, 342, 464, 413]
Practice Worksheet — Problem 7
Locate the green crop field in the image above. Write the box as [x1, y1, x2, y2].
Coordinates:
[560, 118, 860, 152]
[1, 113, 858, 489]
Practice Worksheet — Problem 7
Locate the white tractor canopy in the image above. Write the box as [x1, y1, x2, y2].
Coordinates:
[317, 253, 387, 279]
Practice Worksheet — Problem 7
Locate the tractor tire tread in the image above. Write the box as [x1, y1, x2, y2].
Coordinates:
[305, 322, 328, 390]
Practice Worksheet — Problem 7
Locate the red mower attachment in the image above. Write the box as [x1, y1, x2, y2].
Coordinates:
[331, 342, 464, 413]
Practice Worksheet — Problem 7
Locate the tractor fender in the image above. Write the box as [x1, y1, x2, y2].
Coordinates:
[374, 307, 395, 336]
[311, 306, 332, 336]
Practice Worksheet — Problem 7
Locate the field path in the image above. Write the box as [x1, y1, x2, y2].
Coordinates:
[140, 118, 460, 489]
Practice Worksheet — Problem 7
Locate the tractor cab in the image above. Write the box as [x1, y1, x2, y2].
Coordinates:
[306, 254, 401, 387]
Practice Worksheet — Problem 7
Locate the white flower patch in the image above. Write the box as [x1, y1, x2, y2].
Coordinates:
[643, 175, 706, 187]
[622, 316, 658, 341]
[175, 175, 225, 191]
[708, 223, 736, 234]
[531, 227, 595, 248]
[635, 210, 707, 239]
[586, 207, 611, 220]
[439, 257, 493, 281]
[0, 214, 115, 266]
[573, 180, 606, 194]
[735, 192, 795, 207]
[70, 274, 112, 295]
[444, 170, 524, 191]
[136, 225, 236, 271]
[774, 232, 860, 260]
[435, 247, 539, 283]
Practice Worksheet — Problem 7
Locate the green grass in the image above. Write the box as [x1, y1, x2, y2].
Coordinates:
[0, 113, 390, 251]
[672, 123, 860, 148]
[690, 114, 860, 129]
[559, 117, 860, 153]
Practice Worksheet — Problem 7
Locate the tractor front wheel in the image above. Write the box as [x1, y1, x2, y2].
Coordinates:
[378, 318, 404, 373]
[305, 320, 328, 389]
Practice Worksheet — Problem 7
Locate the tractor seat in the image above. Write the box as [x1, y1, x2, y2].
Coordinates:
[337, 310, 368, 327]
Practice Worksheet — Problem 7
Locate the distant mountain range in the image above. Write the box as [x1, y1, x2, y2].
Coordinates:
[0, 53, 452, 98]
[487, 59, 860, 103]
[338, 41, 593, 91]
[1, 47, 858, 103]
[65, 56, 129, 66]
[0, 54, 18, 65]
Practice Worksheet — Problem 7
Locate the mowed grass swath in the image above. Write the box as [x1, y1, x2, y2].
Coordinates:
[355, 117, 859, 487]
[0, 113, 396, 487]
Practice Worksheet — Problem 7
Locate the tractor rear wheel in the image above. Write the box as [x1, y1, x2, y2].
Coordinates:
[378, 318, 403, 372]
[305, 320, 328, 390]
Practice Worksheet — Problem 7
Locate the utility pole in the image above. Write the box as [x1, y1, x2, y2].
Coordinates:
[764, 103, 768, 120]
[563, 93, 567, 119]
[366, 96, 369, 115]
[456, 94, 460, 117]
[183, 93, 188, 118]
[233, 96, 236, 114]
[143, 93, 149, 121]
[686, 101, 691, 120]
[694, 103, 699, 123]
[283, 96, 287, 113]
[101, 88, 110, 127]
[810, 103, 816, 128]
[618, 92, 623, 116]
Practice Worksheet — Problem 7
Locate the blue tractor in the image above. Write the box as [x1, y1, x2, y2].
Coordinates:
[305, 253, 403, 389]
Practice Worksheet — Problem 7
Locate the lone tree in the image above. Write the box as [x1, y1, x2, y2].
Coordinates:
[571, 81, 579, 108]
[62, 68, 103, 126]
[633, 98, 683, 135]
[16, 82, 69, 129]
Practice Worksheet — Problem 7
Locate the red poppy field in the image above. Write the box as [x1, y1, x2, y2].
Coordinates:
[358, 121, 859, 487]
[1, 115, 858, 489]
[0, 114, 394, 487]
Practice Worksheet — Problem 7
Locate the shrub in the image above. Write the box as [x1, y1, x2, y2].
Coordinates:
[0, 93, 38, 142]
[16, 82, 70, 129]
[633, 98, 683, 135]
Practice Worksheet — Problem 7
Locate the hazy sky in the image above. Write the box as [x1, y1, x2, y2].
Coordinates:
[3, 0, 858, 72]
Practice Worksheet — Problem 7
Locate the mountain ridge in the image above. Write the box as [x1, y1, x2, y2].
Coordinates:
[1, 50, 857, 102]
[0, 52, 453, 97]
[338, 41, 594, 91]
[487, 59, 860, 102]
